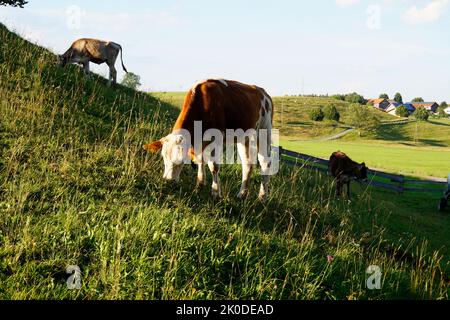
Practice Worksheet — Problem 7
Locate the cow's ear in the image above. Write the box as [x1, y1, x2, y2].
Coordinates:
[143, 140, 164, 153]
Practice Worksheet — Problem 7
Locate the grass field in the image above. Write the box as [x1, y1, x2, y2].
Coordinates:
[1, 24, 449, 300]
[282, 140, 450, 179]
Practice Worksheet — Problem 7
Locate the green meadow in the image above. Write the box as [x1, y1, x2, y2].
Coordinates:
[0, 24, 449, 300]
[281, 140, 450, 179]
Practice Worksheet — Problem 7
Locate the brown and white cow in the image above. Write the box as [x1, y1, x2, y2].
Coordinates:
[143, 79, 274, 200]
[59, 38, 128, 85]
[328, 151, 368, 198]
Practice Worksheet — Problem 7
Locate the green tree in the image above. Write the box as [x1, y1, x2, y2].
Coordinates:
[345, 92, 365, 104]
[437, 107, 447, 118]
[121, 72, 141, 90]
[0, 0, 27, 7]
[394, 93, 403, 104]
[414, 107, 429, 121]
[412, 97, 424, 103]
[347, 104, 380, 136]
[438, 102, 448, 118]
[395, 105, 409, 118]
[332, 94, 345, 101]
[309, 107, 325, 121]
[379, 93, 389, 99]
[323, 105, 340, 121]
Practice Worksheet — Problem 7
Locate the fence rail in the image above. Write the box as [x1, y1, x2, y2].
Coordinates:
[274, 146, 448, 194]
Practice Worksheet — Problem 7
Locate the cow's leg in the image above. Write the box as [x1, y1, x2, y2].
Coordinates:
[257, 131, 272, 201]
[108, 63, 117, 86]
[237, 141, 253, 199]
[197, 162, 207, 187]
[207, 161, 222, 199]
[347, 182, 351, 199]
[336, 178, 342, 196]
[83, 61, 90, 75]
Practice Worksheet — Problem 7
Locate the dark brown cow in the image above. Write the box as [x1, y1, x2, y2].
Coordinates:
[328, 151, 368, 198]
[59, 38, 128, 85]
[143, 79, 274, 200]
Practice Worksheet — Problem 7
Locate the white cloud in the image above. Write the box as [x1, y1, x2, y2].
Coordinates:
[403, 0, 449, 24]
[336, 0, 360, 7]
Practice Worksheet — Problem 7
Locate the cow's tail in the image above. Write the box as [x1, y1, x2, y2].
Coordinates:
[118, 44, 128, 73]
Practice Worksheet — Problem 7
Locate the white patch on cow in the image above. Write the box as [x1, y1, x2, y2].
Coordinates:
[214, 79, 228, 87]
[160, 133, 190, 181]
[258, 94, 273, 131]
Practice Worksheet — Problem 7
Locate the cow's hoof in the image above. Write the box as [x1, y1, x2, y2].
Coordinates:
[197, 179, 207, 187]
[237, 190, 249, 200]
[258, 192, 268, 202]
[211, 189, 222, 200]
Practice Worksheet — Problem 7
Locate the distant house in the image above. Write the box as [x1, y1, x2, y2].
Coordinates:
[409, 102, 439, 113]
[386, 103, 415, 117]
[445, 107, 450, 116]
[367, 98, 390, 110]
[386, 100, 400, 111]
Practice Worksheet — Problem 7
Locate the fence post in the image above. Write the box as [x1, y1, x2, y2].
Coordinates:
[278, 146, 283, 164]
[399, 175, 405, 194]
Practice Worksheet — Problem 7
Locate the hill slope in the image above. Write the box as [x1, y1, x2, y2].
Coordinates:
[0, 24, 448, 299]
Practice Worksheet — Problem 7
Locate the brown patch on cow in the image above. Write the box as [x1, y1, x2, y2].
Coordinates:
[172, 80, 271, 144]
[143, 140, 163, 153]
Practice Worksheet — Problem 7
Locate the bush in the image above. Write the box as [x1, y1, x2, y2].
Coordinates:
[323, 105, 340, 121]
[345, 92, 365, 104]
[414, 107, 429, 121]
[309, 107, 325, 121]
[331, 94, 345, 101]
[347, 104, 380, 136]
[395, 105, 409, 118]
[437, 107, 448, 118]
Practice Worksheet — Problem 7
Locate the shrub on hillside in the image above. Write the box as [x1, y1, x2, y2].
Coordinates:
[414, 107, 429, 121]
[437, 107, 447, 118]
[345, 92, 365, 104]
[323, 105, 340, 121]
[395, 105, 409, 118]
[347, 104, 380, 136]
[331, 94, 345, 101]
[309, 107, 325, 121]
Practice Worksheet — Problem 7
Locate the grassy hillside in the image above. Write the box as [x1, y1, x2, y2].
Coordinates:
[0, 25, 449, 300]
[273, 96, 397, 140]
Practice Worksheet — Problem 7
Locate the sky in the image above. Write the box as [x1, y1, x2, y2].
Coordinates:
[1, 0, 449, 102]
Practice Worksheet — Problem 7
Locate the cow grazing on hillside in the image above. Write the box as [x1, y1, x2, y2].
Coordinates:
[328, 151, 368, 198]
[59, 38, 128, 85]
[143, 79, 274, 200]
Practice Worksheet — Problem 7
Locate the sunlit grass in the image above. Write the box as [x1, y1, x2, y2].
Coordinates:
[0, 24, 448, 300]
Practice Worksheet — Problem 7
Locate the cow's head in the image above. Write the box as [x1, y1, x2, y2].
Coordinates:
[354, 162, 368, 182]
[58, 55, 68, 67]
[143, 133, 191, 182]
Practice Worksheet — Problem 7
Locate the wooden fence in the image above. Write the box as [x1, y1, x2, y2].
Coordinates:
[274, 146, 449, 194]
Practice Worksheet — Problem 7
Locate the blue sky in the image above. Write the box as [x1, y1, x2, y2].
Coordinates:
[1, 0, 449, 102]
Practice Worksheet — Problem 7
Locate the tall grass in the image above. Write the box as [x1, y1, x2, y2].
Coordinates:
[0, 24, 448, 300]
